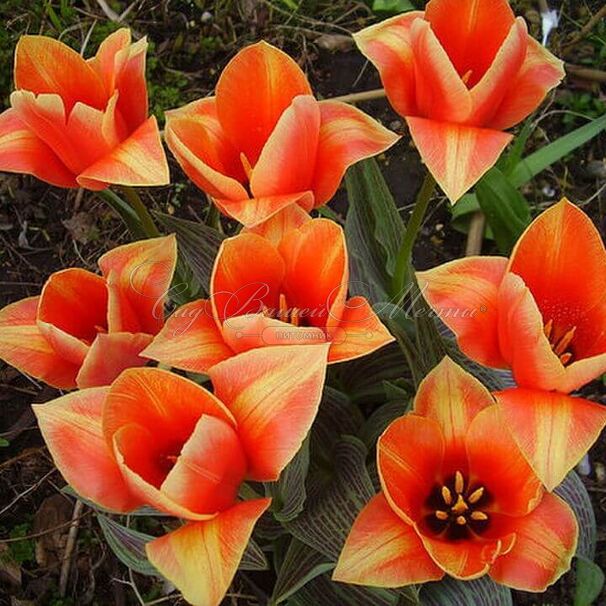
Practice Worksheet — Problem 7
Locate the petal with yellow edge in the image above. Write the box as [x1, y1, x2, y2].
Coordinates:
[244, 204, 311, 247]
[333, 493, 444, 587]
[413, 357, 494, 471]
[99, 234, 177, 335]
[417, 256, 509, 369]
[14, 35, 106, 113]
[77, 116, 169, 189]
[0, 108, 77, 187]
[76, 332, 153, 388]
[353, 12, 423, 117]
[215, 41, 312, 165]
[406, 117, 512, 203]
[494, 388, 606, 491]
[142, 300, 232, 374]
[88, 28, 131, 94]
[209, 344, 329, 481]
[146, 498, 271, 606]
[378, 414, 445, 523]
[0, 297, 80, 389]
[33, 387, 141, 512]
[489, 492, 577, 591]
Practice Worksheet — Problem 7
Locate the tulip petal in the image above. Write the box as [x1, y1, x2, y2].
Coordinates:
[409, 19, 471, 122]
[99, 234, 177, 335]
[76, 332, 153, 388]
[494, 388, 606, 491]
[489, 493, 577, 591]
[490, 37, 565, 131]
[209, 344, 329, 481]
[165, 98, 248, 200]
[465, 405, 543, 515]
[353, 12, 424, 117]
[378, 414, 445, 523]
[142, 300, 232, 374]
[160, 414, 247, 514]
[33, 387, 140, 512]
[424, 0, 516, 89]
[328, 297, 395, 363]
[406, 117, 512, 202]
[215, 41, 312, 165]
[413, 357, 495, 471]
[14, 35, 106, 113]
[278, 219, 348, 329]
[146, 498, 271, 606]
[312, 100, 400, 205]
[245, 204, 311, 247]
[211, 233, 285, 322]
[416, 256, 509, 368]
[214, 192, 314, 228]
[77, 116, 169, 188]
[0, 108, 77, 187]
[469, 19, 528, 126]
[88, 28, 131, 93]
[0, 297, 80, 388]
[333, 493, 444, 587]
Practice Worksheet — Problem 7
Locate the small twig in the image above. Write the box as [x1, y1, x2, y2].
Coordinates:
[0, 468, 55, 516]
[0, 511, 91, 543]
[59, 500, 85, 597]
[562, 5, 606, 52]
[565, 63, 606, 84]
[465, 212, 486, 256]
[329, 88, 386, 104]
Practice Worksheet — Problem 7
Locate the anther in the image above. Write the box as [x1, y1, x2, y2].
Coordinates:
[461, 70, 473, 86]
[278, 294, 289, 324]
[240, 153, 253, 180]
[471, 511, 488, 521]
[455, 471, 465, 494]
[441, 486, 453, 505]
[559, 352, 572, 365]
[435, 510, 449, 521]
[554, 326, 576, 356]
[451, 494, 468, 515]
[456, 515, 467, 525]
[544, 319, 553, 340]
[468, 487, 485, 504]
[291, 307, 300, 327]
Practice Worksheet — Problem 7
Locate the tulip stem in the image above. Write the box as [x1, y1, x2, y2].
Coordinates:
[120, 186, 161, 238]
[391, 171, 436, 302]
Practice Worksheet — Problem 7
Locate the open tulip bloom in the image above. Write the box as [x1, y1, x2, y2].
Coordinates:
[33, 345, 328, 606]
[143, 208, 394, 372]
[0, 235, 176, 389]
[334, 357, 578, 592]
[354, 0, 564, 201]
[164, 41, 399, 227]
[0, 29, 169, 189]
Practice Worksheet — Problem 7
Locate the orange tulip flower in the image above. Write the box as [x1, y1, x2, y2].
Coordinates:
[0, 235, 176, 389]
[417, 199, 606, 489]
[354, 0, 564, 202]
[0, 29, 169, 189]
[34, 345, 329, 606]
[142, 208, 394, 372]
[164, 41, 399, 227]
[334, 358, 577, 592]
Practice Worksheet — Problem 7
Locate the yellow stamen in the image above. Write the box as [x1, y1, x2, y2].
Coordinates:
[291, 307, 300, 327]
[544, 319, 553, 340]
[554, 326, 576, 356]
[468, 487, 485, 504]
[441, 486, 453, 505]
[451, 494, 468, 515]
[471, 511, 488, 521]
[455, 471, 464, 494]
[559, 352, 573, 365]
[240, 153, 253, 180]
[435, 510, 449, 521]
[278, 293, 289, 324]
[456, 515, 467, 526]
[461, 69, 473, 85]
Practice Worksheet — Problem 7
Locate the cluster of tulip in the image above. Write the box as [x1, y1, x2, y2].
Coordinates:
[0, 1, 604, 605]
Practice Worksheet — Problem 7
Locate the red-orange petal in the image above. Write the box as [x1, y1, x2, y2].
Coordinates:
[99, 234, 177, 335]
[0, 108, 77, 187]
[0, 297, 80, 389]
[424, 0, 516, 90]
[77, 116, 169, 188]
[465, 405, 543, 515]
[14, 35, 106, 114]
[489, 492, 577, 591]
[413, 357, 495, 472]
[489, 37, 565, 131]
[406, 117, 512, 203]
[312, 100, 400, 206]
[416, 256, 509, 368]
[33, 387, 141, 512]
[165, 98, 248, 200]
[244, 204, 311, 247]
[87, 28, 131, 94]
[378, 414, 445, 523]
[409, 19, 471, 122]
[142, 300, 232, 374]
[494, 388, 606, 491]
[215, 41, 312, 165]
[209, 344, 329, 481]
[353, 12, 424, 117]
[328, 296, 394, 363]
[76, 332, 153, 388]
[333, 493, 444, 587]
[146, 498, 271, 606]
